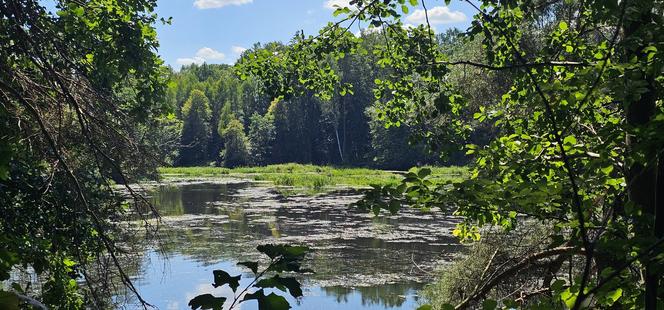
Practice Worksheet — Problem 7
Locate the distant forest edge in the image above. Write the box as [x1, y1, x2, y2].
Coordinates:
[159, 29, 489, 170]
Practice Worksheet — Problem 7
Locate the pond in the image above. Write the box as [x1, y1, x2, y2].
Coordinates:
[117, 180, 461, 309]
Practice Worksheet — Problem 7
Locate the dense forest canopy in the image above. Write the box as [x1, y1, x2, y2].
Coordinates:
[166, 44, 450, 169]
[1, 0, 664, 309]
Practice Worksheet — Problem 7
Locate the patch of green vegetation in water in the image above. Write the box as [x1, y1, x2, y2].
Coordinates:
[158, 164, 468, 195]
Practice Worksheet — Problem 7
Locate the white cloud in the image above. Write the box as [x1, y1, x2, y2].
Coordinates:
[176, 57, 205, 66]
[231, 46, 247, 54]
[176, 47, 225, 66]
[405, 6, 466, 25]
[195, 47, 226, 60]
[402, 23, 418, 30]
[355, 26, 382, 37]
[194, 0, 252, 9]
[354, 23, 432, 37]
[324, 0, 355, 10]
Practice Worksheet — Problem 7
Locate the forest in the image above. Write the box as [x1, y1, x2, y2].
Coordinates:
[164, 38, 453, 170]
[1, 0, 664, 309]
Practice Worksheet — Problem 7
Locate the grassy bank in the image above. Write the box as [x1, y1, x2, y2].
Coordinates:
[158, 163, 467, 193]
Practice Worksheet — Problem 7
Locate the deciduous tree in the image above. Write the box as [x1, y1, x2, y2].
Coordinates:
[179, 90, 212, 166]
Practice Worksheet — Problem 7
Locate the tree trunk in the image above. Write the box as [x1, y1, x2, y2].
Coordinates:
[335, 127, 344, 163]
[622, 2, 659, 308]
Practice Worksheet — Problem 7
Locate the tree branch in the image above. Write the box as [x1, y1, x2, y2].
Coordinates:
[434, 60, 591, 70]
[454, 246, 581, 309]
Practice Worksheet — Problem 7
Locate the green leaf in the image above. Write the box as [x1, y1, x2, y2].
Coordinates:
[601, 165, 613, 175]
[551, 279, 566, 293]
[0, 167, 8, 181]
[72, 6, 84, 17]
[255, 275, 303, 298]
[416, 305, 433, 310]
[188, 294, 226, 310]
[333, 7, 351, 17]
[388, 200, 401, 214]
[242, 289, 291, 310]
[441, 304, 455, 310]
[560, 287, 577, 308]
[0, 291, 18, 310]
[606, 288, 622, 304]
[482, 299, 498, 310]
[238, 261, 259, 274]
[9, 283, 22, 294]
[212, 270, 241, 292]
[559, 21, 568, 31]
[504, 299, 519, 308]
[563, 135, 577, 145]
[418, 168, 432, 178]
[257, 244, 309, 260]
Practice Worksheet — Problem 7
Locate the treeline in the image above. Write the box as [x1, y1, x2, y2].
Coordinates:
[163, 35, 479, 169]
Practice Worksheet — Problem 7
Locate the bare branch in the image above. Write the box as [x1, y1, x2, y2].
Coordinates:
[434, 60, 591, 70]
[454, 246, 582, 309]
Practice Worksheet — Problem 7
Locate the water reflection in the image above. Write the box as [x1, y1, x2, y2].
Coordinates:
[150, 182, 246, 216]
[123, 181, 460, 309]
[322, 284, 420, 308]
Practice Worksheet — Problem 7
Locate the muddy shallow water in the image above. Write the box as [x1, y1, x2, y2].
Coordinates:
[118, 180, 461, 309]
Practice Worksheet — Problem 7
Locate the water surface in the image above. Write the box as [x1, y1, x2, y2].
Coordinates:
[121, 181, 460, 309]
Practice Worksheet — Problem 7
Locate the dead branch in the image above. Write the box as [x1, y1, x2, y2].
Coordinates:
[455, 246, 582, 309]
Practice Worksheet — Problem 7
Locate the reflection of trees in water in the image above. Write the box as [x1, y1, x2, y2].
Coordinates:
[149, 182, 251, 216]
[149, 184, 184, 215]
[157, 216, 259, 264]
[322, 283, 421, 308]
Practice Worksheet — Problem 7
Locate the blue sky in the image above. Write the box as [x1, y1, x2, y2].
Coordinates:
[154, 0, 475, 69]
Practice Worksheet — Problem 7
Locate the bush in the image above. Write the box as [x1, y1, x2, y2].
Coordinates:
[421, 222, 578, 309]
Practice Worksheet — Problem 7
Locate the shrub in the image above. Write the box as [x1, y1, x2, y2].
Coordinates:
[421, 222, 579, 309]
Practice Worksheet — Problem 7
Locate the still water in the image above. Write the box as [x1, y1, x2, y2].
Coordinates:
[119, 180, 460, 309]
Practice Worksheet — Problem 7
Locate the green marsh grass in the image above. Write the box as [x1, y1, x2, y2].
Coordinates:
[158, 164, 468, 194]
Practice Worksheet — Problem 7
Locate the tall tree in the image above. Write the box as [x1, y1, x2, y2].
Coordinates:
[178, 90, 211, 166]
[270, 94, 330, 164]
[220, 118, 251, 168]
[248, 112, 276, 166]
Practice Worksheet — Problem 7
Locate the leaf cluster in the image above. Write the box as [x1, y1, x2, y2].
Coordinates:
[189, 244, 312, 310]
